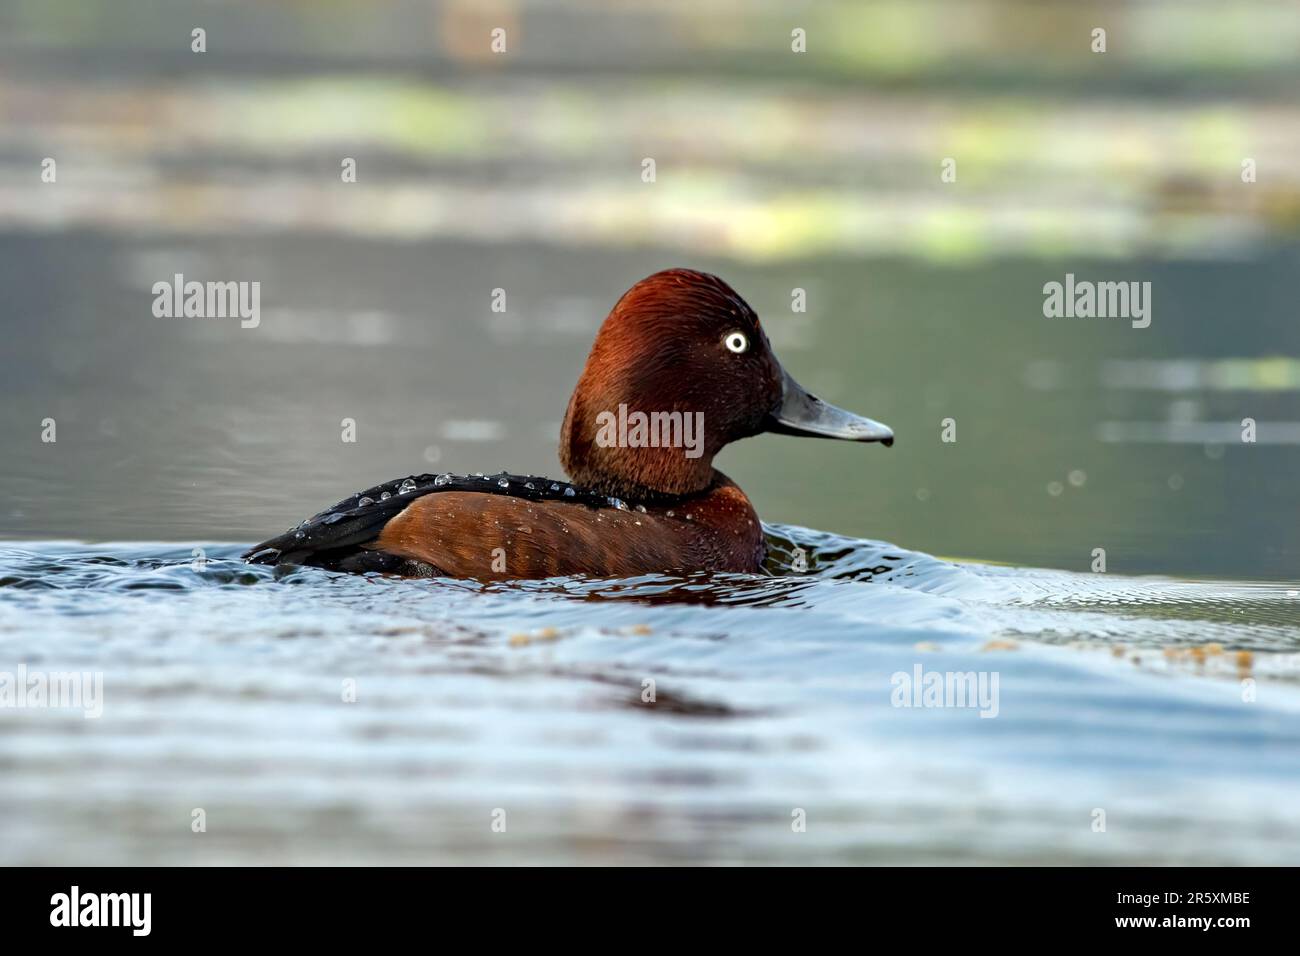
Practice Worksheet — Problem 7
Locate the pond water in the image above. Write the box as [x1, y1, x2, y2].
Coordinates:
[2, 528, 1297, 865]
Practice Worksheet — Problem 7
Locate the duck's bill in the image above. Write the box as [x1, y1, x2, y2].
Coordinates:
[765, 368, 894, 446]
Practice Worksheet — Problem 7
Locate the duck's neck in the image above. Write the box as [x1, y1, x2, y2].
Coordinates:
[559, 388, 718, 501]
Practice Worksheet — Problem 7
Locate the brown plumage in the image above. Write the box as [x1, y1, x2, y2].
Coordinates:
[243, 269, 893, 579]
[375, 480, 762, 579]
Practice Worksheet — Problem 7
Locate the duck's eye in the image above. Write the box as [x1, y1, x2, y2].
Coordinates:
[723, 331, 749, 354]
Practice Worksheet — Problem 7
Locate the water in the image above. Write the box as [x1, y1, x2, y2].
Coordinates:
[3, 529, 1298, 865]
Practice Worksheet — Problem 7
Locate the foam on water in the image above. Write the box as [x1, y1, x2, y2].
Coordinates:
[1, 527, 1298, 864]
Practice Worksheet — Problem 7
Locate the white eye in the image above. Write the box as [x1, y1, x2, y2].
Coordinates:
[723, 331, 749, 354]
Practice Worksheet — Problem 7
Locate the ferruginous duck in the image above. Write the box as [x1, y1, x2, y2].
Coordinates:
[243, 269, 893, 578]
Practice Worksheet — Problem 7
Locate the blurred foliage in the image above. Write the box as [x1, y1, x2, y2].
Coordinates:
[0, 0, 1298, 260]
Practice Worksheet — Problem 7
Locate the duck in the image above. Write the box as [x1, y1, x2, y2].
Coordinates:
[243, 269, 893, 578]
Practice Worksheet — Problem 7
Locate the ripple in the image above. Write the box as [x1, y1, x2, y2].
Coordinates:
[2, 534, 1299, 864]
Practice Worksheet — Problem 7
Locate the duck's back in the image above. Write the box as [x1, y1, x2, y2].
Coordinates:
[242, 472, 765, 579]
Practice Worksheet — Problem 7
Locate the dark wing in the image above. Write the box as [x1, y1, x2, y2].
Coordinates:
[242, 472, 618, 570]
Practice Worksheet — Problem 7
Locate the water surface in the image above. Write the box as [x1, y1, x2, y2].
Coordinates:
[3, 529, 1297, 865]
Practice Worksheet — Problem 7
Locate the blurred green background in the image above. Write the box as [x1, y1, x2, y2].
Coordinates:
[1, 0, 1298, 578]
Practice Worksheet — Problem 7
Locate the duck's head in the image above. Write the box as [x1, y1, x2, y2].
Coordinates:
[560, 268, 893, 499]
